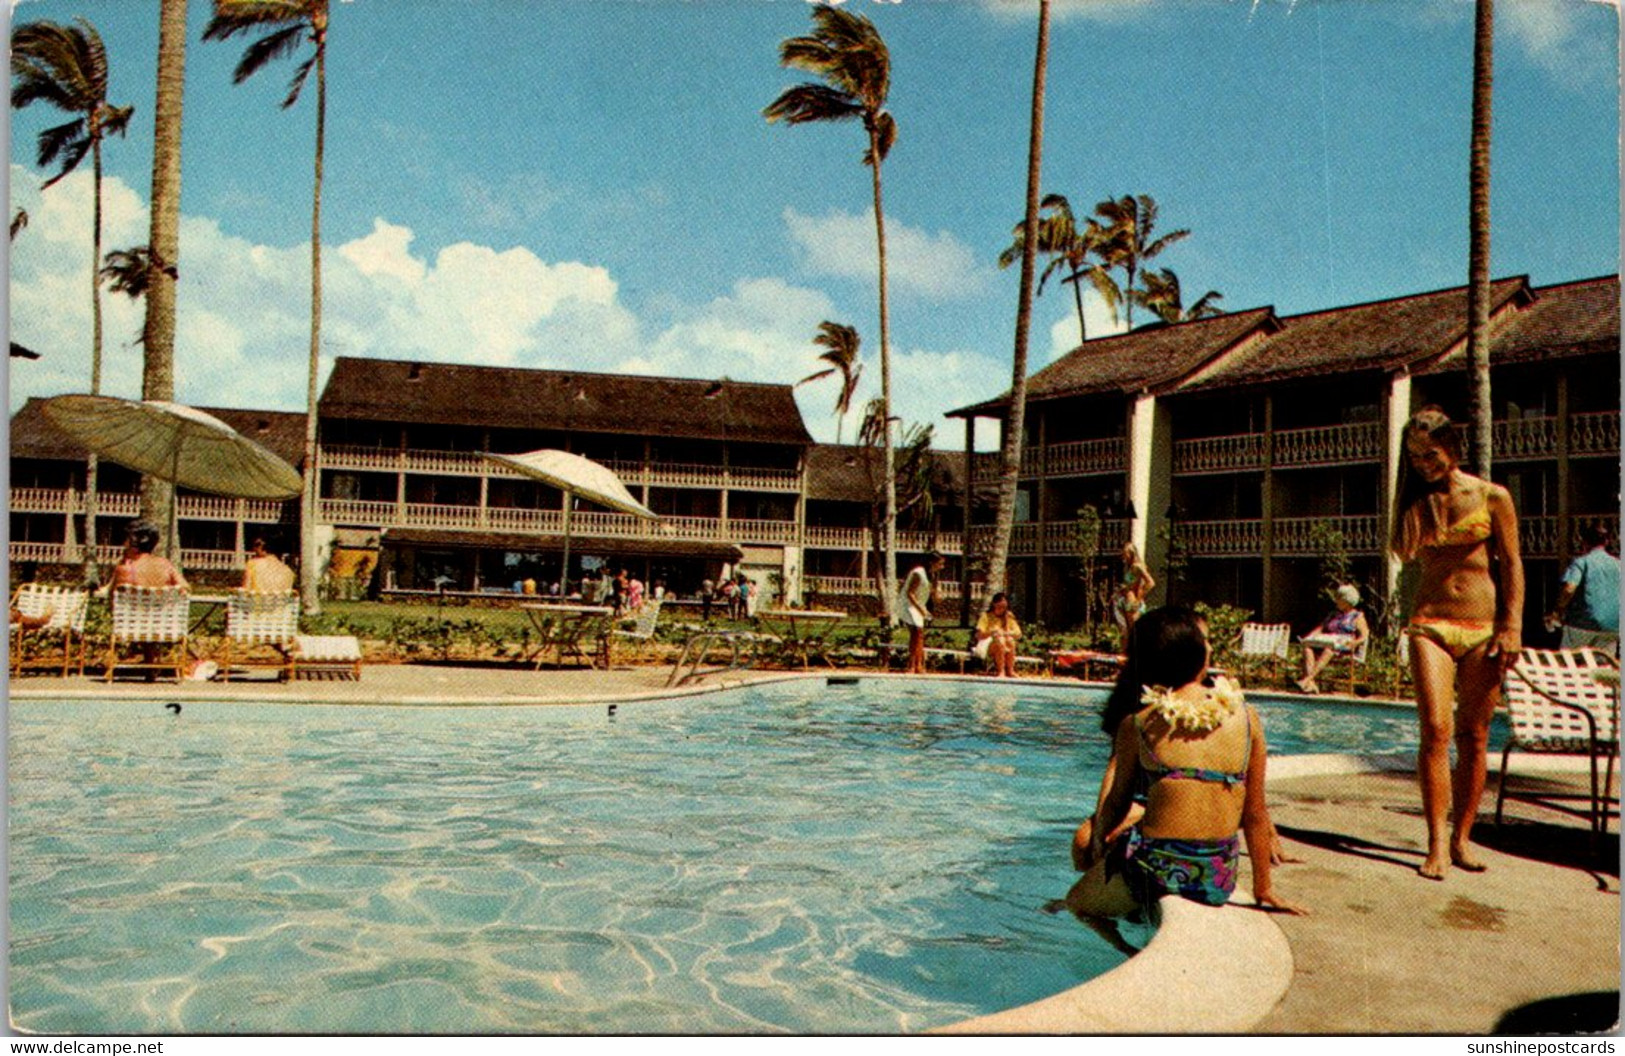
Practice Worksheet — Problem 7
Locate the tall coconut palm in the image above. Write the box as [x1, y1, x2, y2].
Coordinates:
[997, 193, 1118, 347]
[140, 0, 188, 560]
[1466, 0, 1494, 477]
[1133, 267, 1224, 325]
[798, 321, 864, 444]
[985, 0, 1052, 605]
[1092, 194, 1189, 330]
[205, 0, 330, 614]
[765, 5, 900, 624]
[12, 16, 134, 580]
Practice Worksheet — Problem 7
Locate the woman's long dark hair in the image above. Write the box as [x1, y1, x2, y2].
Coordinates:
[1389, 406, 1465, 554]
[1100, 606, 1209, 734]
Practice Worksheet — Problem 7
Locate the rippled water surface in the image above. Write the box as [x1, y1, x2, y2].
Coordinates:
[9, 681, 1489, 1034]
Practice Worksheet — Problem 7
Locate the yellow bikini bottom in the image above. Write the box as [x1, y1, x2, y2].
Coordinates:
[1407, 618, 1495, 661]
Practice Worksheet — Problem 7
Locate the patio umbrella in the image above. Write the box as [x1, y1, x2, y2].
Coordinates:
[41, 394, 303, 557]
[480, 449, 658, 581]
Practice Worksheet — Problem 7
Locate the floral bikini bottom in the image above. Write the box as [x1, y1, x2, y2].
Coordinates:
[1113, 826, 1241, 909]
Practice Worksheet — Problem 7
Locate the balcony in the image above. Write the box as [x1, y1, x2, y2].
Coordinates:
[1269, 515, 1384, 557]
[319, 445, 801, 492]
[802, 574, 983, 603]
[1496, 412, 1621, 462]
[1024, 438, 1127, 478]
[967, 518, 1130, 559]
[1272, 423, 1382, 470]
[318, 498, 799, 548]
[10, 488, 290, 522]
[1178, 519, 1264, 558]
[1173, 433, 1265, 475]
[803, 525, 963, 555]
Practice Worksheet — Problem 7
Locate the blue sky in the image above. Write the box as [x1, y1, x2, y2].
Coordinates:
[7, 0, 1619, 449]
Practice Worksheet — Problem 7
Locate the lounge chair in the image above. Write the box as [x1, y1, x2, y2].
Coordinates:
[1236, 622, 1292, 684]
[10, 583, 90, 677]
[223, 589, 299, 681]
[608, 598, 662, 668]
[106, 585, 190, 682]
[291, 635, 363, 680]
[1495, 647, 1620, 847]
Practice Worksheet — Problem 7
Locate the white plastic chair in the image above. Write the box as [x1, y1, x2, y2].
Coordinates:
[10, 583, 90, 677]
[106, 585, 190, 682]
[1496, 647, 1620, 845]
[223, 589, 299, 681]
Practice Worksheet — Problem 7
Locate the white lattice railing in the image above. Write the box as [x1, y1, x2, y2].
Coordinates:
[11, 489, 288, 521]
[802, 575, 985, 603]
[1272, 423, 1382, 469]
[1173, 433, 1266, 475]
[319, 499, 400, 525]
[321, 445, 801, 492]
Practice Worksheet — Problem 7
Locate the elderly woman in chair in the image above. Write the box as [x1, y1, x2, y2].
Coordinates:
[1295, 584, 1370, 695]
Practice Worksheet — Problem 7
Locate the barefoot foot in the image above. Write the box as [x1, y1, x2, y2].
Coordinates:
[1418, 856, 1449, 881]
[1450, 847, 1488, 872]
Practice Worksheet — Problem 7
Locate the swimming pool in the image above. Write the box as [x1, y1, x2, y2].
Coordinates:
[7, 679, 1491, 1034]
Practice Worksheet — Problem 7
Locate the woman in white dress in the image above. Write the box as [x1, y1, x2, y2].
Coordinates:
[901, 552, 945, 674]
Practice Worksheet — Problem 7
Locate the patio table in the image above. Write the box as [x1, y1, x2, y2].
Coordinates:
[519, 603, 614, 669]
[753, 608, 848, 670]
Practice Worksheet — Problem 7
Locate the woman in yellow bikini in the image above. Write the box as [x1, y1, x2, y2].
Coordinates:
[1391, 407, 1523, 880]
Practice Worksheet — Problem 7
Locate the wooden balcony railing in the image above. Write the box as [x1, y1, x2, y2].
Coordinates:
[1024, 437, 1127, 478]
[1493, 417, 1562, 462]
[1570, 412, 1620, 458]
[1179, 519, 1264, 558]
[319, 445, 801, 491]
[1172, 433, 1266, 475]
[10, 489, 287, 521]
[1272, 423, 1382, 469]
[1270, 515, 1384, 556]
[802, 575, 983, 603]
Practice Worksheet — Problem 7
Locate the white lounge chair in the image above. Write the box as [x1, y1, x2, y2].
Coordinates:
[106, 585, 190, 683]
[1236, 622, 1292, 684]
[223, 589, 299, 681]
[608, 598, 662, 667]
[291, 635, 363, 680]
[1495, 647, 1620, 846]
[10, 583, 90, 677]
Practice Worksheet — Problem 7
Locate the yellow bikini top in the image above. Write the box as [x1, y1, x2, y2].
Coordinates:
[1424, 487, 1493, 548]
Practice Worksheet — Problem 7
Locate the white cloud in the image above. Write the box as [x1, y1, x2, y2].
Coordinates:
[1499, 0, 1617, 91]
[978, 0, 1159, 23]
[782, 207, 988, 301]
[1045, 293, 1126, 361]
[639, 277, 837, 381]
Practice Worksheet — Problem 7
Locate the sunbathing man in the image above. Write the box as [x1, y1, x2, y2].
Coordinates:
[242, 537, 296, 593]
[112, 521, 187, 589]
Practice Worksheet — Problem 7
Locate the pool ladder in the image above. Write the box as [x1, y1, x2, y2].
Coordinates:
[666, 631, 754, 688]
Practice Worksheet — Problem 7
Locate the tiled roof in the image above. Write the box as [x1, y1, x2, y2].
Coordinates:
[9, 397, 308, 467]
[949, 307, 1278, 417]
[319, 357, 812, 446]
[804, 443, 974, 504]
[1183, 277, 1532, 391]
[1418, 275, 1619, 374]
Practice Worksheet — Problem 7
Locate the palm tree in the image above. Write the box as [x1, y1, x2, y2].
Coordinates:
[1133, 267, 1224, 325]
[1091, 194, 1189, 330]
[205, 0, 331, 614]
[997, 193, 1118, 346]
[984, 0, 1052, 606]
[1466, 0, 1494, 477]
[798, 321, 864, 444]
[12, 16, 134, 579]
[140, 0, 188, 560]
[765, 5, 900, 625]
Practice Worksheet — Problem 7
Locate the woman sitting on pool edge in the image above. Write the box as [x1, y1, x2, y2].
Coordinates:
[1063, 606, 1304, 919]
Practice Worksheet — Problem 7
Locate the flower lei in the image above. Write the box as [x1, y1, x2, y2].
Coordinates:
[1141, 675, 1246, 733]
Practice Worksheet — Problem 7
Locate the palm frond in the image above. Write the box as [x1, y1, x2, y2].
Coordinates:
[100, 245, 153, 299]
[203, 1, 311, 41]
[35, 118, 86, 172]
[1142, 228, 1189, 261]
[797, 366, 837, 386]
[40, 136, 91, 189]
[10, 208, 29, 241]
[282, 55, 315, 108]
[230, 24, 307, 85]
[1185, 290, 1225, 319]
[99, 103, 135, 138]
[763, 82, 862, 125]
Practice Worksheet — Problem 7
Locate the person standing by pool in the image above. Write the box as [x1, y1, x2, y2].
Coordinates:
[1112, 542, 1155, 639]
[900, 552, 945, 675]
[700, 576, 715, 621]
[1391, 407, 1523, 880]
[1062, 606, 1303, 918]
[974, 592, 1022, 677]
[1545, 521, 1618, 655]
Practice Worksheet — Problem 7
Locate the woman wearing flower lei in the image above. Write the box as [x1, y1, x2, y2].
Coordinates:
[1064, 606, 1304, 918]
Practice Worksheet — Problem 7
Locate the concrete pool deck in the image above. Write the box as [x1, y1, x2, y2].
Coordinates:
[9, 664, 1620, 1034]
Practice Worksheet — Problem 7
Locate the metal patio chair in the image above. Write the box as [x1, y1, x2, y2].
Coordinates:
[223, 589, 299, 681]
[10, 583, 90, 678]
[106, 585, 190, 682]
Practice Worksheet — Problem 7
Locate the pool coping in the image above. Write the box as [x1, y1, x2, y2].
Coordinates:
[9, 670, 1589, 1035]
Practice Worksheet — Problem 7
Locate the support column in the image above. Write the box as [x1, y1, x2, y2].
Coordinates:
[1260, 395, 1275, 619]
[1556, 371, 1572, 563]
[1034, 411, 1051, 624]
[960, 415, 975, 625]
[1381, 373, 1414, 603]
[1141, 398, 1174, 609]
[1126, 394, 1166, 560]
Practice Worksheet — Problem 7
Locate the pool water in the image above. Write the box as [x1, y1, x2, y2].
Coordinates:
[7, 681, 1498, 1034]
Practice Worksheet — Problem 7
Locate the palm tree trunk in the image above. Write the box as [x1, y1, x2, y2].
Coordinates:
[1467, 0, 1494, 477]
[84, 134, 103, 581]
[140, 0, 187, 560]
[986, 0, 1051, 600]
[1069, 263, 1087, 345]
[870, 130, 897, 626]
[300, 38, 327, 615]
